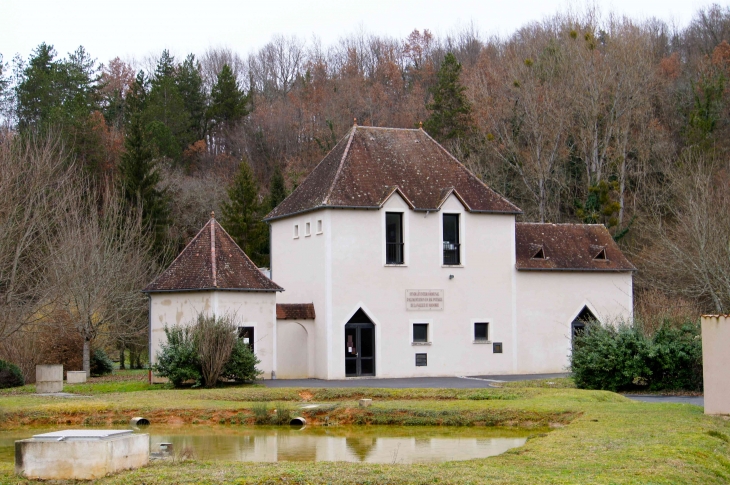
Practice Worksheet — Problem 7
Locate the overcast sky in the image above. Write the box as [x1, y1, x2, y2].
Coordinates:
[1, 0, 718, 65]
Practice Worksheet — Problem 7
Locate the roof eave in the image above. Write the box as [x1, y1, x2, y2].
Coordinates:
[142, 287, 284, 294]
[515, 267, 637, 273]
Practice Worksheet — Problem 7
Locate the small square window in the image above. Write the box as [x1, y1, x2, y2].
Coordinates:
[474, 322, 489, 341]
[294, 224, 299, 238]
[305, 222, 311, 236]
[415, 353, 427, 366]
[317, 220, 323, 234]
[493, 342, 503, 354]
[413, 323, 428, 343]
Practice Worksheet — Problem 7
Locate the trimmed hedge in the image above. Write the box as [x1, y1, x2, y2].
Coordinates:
[0, 359, 25, 389]
[571, 322, 702, 392]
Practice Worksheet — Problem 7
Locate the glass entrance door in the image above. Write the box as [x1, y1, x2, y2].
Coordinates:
[344, 309, 376, 377]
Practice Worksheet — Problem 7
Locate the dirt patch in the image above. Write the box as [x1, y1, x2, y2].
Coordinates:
[299, 391, 314, 401]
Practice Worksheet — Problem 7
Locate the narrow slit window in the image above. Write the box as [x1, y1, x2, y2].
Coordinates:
[386, 212, 404, 264]
[415, 353, 427, 366]
[317, 220, 323, 234]
[413, 323, 428, 343]
[443, 214, 460, 265]
[474, 322, 489, 341]
[294, 224, 299, 238]
[305, 222, 311, 236]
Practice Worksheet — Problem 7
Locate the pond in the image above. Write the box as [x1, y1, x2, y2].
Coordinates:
[0, 425, 536, 464]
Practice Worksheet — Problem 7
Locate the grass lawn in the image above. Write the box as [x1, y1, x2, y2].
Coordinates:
[0, 372, 728, 484]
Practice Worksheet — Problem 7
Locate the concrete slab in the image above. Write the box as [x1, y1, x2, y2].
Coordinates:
[16, 430, 148, 480]
[66, 371, 87, 384]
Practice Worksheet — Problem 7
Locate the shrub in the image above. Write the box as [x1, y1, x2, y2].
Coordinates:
[196, 315, 237, 387]
[571, 321, 702, 392]
[154, 313, 262, 388]
[154, 325, 202, 387]
[0, 359, 25, 388]
[252, 402, 269, 424]
[90, 349, 114, 376]
[222, 339, 262, 383]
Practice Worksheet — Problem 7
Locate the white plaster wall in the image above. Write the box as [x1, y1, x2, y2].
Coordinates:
[326, 194, 517, 378]
[149, 290, 277, 378]
[270, 212, 328, 377]
[515, 271, 633, 374]
[276, 320, 314, 378]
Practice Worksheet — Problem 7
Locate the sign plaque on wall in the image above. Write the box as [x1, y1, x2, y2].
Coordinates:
[406, 289, 444, 311]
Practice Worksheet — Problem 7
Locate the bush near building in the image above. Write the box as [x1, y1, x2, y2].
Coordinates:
[154, 314, 262, 387]
[571, 322, 703, 392]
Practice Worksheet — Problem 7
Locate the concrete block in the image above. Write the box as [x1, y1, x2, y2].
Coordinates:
[35, 365, 63, 393]
[15, 430, 149, 480]
[359, 399, 372, 407]
[702, 315, 730, 415]
[66, 371, 87, 384]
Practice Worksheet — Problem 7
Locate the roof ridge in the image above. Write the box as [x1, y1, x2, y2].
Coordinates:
[213, 220, 284, 290]
[324, 126, 356, 205]
[419, 129, 522, 214]
[210, 219, 217, 287]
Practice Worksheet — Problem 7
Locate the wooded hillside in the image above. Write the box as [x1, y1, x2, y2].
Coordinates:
[1, 4, 729, 374]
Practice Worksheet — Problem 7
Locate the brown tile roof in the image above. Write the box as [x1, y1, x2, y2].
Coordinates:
[276, 303, 316, 320]
[264, 126, 521, 221]
[143, 217, 284, 293]
[515, 223, 636, 272]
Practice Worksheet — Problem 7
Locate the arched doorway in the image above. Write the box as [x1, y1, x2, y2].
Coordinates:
[345, 309, 375, 377]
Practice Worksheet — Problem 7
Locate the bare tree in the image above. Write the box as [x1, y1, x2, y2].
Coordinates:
[0, 132, 77, 343]
[47, 184, 152, 375]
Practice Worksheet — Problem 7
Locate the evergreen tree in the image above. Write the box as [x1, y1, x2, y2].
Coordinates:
[119, 72, 170, 257]
[15, 43, 62, 128]
[267, 166, 288, 211]
[208, 64, 250, 134]
[176, 54, 208, 145]
[146, 50, 188, 161]
[219, 160, 267, 266]
[423, 53, 473, 142]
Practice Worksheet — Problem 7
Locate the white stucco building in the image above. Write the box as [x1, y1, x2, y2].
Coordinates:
[145, 125, 635, 381]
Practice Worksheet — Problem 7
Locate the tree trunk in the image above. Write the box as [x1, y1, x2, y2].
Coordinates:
[83, 338, 91, 377]
[119, 341, 126, 370]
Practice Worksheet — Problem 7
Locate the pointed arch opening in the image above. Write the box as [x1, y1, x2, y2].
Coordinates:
[571, 306, 599, 344]
[345, 309, 376, 377]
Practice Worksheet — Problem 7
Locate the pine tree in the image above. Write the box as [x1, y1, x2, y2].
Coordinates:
[423, 53, 473, 142]
[146, 50, 188, 161]
[176, 54, 208, 145]
[208, 64, 250, 134]
[119, 72, 170, 257]
[220, 160, 267, 266]
[267, 166, 288, 211]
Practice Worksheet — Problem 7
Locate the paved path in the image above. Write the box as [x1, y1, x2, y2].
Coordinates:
[623, 394, 704, 406]
[263, 373, 569, 389]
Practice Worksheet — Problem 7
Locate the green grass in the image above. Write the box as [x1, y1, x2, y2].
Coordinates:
[0, 377, 728, 484]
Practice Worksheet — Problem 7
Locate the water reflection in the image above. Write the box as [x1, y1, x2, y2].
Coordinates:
[0, 426, 532, 464]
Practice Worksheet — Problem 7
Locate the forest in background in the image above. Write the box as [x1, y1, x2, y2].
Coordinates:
[1, 4, 729, 378]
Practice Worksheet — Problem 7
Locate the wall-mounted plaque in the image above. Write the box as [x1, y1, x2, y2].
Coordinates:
[406, 289, 444, 311]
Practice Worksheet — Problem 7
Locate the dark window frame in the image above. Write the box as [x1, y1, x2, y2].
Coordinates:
[443, 213, 461, 265]
[385, 212, 405, 264]
[238, 326, 255, 353]
[413, 323, 429, 343]
[474, 322, 489, 341]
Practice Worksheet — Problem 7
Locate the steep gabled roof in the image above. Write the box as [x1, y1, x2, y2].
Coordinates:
[515, 223, 636, 272]
[264, 126, 521, 221]
[143, 216, 283, 293]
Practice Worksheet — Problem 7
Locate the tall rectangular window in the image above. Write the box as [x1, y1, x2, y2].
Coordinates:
[305, 222, 311, 236]
[443, 214, 460, 265]
[474, 322, 489, 341]
[386, 212, 404, 264]
[238, 326, 255, 353]
[413, 323, 428, 343]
